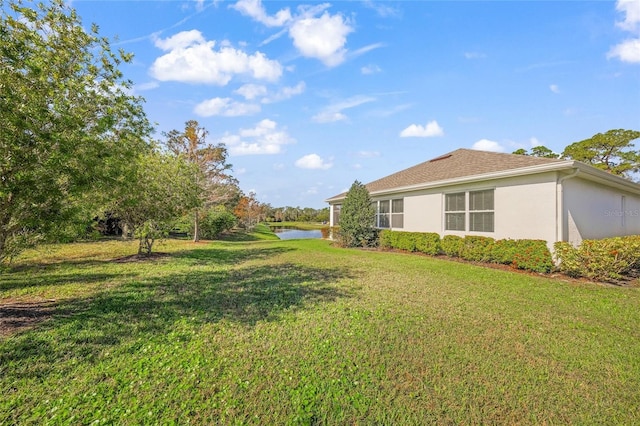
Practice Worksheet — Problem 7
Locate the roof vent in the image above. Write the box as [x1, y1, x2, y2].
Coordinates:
[429, 154, 452, 162]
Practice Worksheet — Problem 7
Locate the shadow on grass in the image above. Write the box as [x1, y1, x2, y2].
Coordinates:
[171, 245, 296, 265]
[1, 261, 357, 379]
[0, 272, 132, 292]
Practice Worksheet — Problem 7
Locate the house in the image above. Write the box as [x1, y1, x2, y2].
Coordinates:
[326, 149, 640, 249]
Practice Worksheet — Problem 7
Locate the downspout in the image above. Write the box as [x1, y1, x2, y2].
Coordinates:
[556, 168, 580, 245]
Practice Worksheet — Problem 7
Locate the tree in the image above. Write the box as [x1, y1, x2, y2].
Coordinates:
[512, 146, 559, 158]
[164, 120, 237, 242]
[338, 181, 377, 248]
[234, 192, 267, 229]
[530, 146, 559, 159]
[562, 129, 640, 179]
[109, 150, 200, 255]
[0, 0, 151, 261]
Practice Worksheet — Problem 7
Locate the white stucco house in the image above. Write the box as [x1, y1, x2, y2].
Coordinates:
[326, 149, 640, 249]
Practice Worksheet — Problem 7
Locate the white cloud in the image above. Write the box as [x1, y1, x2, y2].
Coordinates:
[220, 119, 295, 155]
[312, 95, 376, 123]
[234, 82, 305, 103]
[295, 153, 333, 170]
[263, 81, 306, 103]
[608, 0, 640, 63]
[230, 0, 292, 27]
[471, 139, 505, 153]
[289, 10, 353, 67]
[150, 30, 283, 85]
[231, 0, 354, 67]
[550, 84, 560, 94]
[361, 64, 382, 75]
[399, 120, 444, 138]
[235, 84, 268, 100]
[135, 81, 160, 92]
[194, 97, 260, 117]
[608, 38, 640, 63]
[615, 0, 640, 32]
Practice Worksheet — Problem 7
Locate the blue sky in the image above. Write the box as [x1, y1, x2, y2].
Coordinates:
[71, 0, 640, 208]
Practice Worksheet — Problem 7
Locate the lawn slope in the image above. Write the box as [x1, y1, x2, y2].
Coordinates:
[2, 238, 639, 424]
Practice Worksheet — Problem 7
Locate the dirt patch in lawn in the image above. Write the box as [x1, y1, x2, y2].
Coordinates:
[0, 299, 57, 337]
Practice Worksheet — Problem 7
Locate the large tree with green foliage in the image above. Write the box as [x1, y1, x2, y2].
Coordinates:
[562, 129, 640, 179]
[163, 120, 237, 242]
[109, 150, 200, 255]
[338, 181, 377, 248]
[0, 0, 151, 261]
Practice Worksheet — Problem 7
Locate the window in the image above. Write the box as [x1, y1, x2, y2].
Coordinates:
[391, 199, 404, 228]
[332, 204, 341, 226]
[469, 190, 494, 232]
[445, 189, 494, 232]
[445, 192, 465, 231]
[374, 198, 404, 229]
[378, 200, 390, 228]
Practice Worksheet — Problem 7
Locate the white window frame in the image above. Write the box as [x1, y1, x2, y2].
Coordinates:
[374, 198, 404, 229]
[443, 189, 495, 233]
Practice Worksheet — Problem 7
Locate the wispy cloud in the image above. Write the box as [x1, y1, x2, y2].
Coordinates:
[194, 97, 260, 117]
[312, 95, 376, 123]
[464, 52, 487, 59]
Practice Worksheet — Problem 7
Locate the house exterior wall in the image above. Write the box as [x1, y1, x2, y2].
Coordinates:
[562, 177, 640, 245]
[370, 172, 559, 247]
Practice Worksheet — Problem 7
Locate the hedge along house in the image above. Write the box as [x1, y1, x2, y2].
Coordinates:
[326, 149, 640, 250]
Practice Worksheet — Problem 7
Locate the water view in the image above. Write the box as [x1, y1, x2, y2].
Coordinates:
[270, 226, 323, 240]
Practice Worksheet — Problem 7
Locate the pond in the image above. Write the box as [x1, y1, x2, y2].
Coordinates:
[270, 226, 323, 240]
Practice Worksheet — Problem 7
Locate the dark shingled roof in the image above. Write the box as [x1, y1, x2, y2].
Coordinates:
[328, 148, 566, 200]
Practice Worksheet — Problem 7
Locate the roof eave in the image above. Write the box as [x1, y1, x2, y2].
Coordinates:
[326, 161, 575, 203]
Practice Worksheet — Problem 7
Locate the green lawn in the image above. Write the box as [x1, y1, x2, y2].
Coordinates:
[2, 237, 640, 424]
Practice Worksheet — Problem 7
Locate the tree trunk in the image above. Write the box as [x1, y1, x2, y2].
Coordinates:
[193, 209, 200, 242]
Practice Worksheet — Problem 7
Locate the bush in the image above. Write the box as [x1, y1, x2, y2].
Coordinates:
[199, 207, 237, 240]
[554, 236, 640, 281]
[441, 235, 463, 257]
[379, 231, 441, 255]
[459, 236, 495, 262]
[511, 240, 553, 273]
[414, 233, 441, 256]
[488, 239, 520, 264]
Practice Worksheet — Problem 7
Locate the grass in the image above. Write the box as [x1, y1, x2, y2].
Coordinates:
[2, 237, 640, 424]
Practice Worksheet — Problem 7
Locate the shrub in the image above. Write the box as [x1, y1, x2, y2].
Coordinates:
[378, 231, 440, 255]
[488, 239, 520, 264]
[414, 232, 441, 255]
[199, 206, 237, 239]
[394, 231, 418, 252]
[554, 236, 640, 281]
[511, 240, 553, 273]
[441, 235, 463, 257]
[338, 181, 377, 248]
[460, 236, 495, 262]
